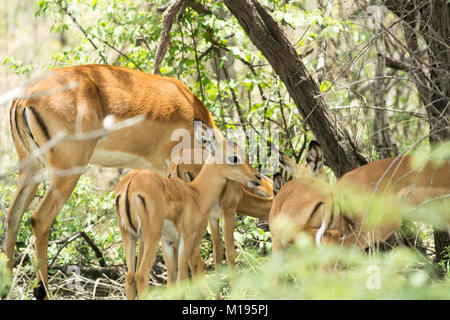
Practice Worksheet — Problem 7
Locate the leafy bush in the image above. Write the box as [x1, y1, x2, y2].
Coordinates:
[0, 253, 12, 297]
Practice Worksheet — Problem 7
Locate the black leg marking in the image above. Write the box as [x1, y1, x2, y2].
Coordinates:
[137, 194, 147, 211]
[115, 194, 121, 210]
[125, 181, 136, 233]
[28, 106, 51, 141]
[12, 105, 27, 148]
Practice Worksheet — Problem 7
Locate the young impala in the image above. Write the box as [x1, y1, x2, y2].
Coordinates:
[114, 121, 261, 299]
[173, 158, 273, 270]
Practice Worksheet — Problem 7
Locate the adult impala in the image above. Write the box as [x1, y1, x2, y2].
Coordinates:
[328, 155, 450, 249]
[5, 64, 225, 299]
[115, 124, 261, 299]
[271, 141, 450, 251]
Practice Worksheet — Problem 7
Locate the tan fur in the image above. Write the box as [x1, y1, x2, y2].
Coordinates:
[271, 151, 450, 252]
[269, 142, 333, 252]
[174, 163, 273, 270]
[335, 156, 450, 249]
[6, 65, 215, 299]
[115, 132, 261, 299]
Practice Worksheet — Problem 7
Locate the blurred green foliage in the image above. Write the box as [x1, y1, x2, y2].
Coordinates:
[0, 253, 12, 297]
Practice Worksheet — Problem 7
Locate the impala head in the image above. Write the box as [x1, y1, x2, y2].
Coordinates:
[193, 119, 261, 188]
[273, 140, 325, 195]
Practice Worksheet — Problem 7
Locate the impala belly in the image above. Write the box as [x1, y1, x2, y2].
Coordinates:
[161, 219, 179, 242]
[210, 200, 223, 220]
[90, 148, 157, 170]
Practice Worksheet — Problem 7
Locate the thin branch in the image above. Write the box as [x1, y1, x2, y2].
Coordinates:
[330, 105, 427, 119]
[49, 231, 106, 269]
[315, 0, 335, 84]
[381, 54, 413, 71]
[55, 1, 108, 64]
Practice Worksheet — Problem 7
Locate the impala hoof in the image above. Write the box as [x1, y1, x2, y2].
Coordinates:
[34, 281, 47, 300]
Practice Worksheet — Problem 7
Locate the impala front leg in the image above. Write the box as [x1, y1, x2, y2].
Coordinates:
[223, 209, 237, 269]
[188, 242, 205, 278]
[177, 235, 196, 283]
[209, 216, 224, 271]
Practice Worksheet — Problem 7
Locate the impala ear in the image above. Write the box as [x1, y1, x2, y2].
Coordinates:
[193, 118, 216, 154]
[306, 140, 324, 174]
[279, 153, 297, 175]
[272, 172, 285, 196]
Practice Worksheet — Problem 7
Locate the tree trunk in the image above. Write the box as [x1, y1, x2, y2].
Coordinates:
[422, 1, 450, 142]
[384, 0, 450, 274]
[223, 0, 368, 177]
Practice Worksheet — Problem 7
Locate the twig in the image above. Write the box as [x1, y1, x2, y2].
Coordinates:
[315, 0, 335, 84]
[79, 231, 106, 267]
[330, 105, 427, 119]
[0, 199, 7, 252]
[49, 231, 106, 268]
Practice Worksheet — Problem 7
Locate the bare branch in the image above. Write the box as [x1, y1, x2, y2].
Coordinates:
[153, 0, 186, 74]
[381, 54, 412, 71]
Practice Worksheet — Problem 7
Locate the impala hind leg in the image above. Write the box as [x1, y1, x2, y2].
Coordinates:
[31, 173, 83, 300]
[117, 225, 137, 300]
[135, 233, 160, 299]
[223, 209, 237, 269]
[162, 240, 178, 286]
[5, 161, 41, 271]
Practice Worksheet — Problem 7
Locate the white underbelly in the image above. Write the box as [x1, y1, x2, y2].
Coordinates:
[209, 200, 223, 220]
[90, 148, 156, 170]
[161, 219, 180, 242]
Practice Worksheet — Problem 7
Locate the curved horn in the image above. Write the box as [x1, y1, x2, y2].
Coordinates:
[315, 216, 327, 247]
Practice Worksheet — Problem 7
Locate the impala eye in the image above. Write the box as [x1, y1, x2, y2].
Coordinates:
[227, 156, 241, 164]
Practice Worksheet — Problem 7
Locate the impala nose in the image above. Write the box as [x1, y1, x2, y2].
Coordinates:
[255, 174, 261, 181]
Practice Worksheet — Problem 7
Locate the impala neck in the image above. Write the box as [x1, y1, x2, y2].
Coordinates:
[188, 159, 228, 215]
[237, 190, 273, 220]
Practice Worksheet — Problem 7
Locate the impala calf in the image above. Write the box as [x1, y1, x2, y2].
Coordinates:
[174, 161, 273, 270]
[5, 64, 216, 299]
[115, 122, 261, 299]
[269, 141, 339, 252]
